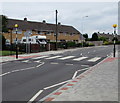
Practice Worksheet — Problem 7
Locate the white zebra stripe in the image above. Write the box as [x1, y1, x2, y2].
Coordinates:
[32, 56, 48, 59]
[45, 56, 62, 59]
[88, 57, 101, 62]
[59, 56, 75, 60]
[73, 57, 88, 61]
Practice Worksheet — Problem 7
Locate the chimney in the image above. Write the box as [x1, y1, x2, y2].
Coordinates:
[43, 20, 46, 24]
[24, 18, 27, 21]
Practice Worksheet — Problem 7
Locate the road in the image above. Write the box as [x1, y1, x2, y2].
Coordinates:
[2, 45, 117, 102]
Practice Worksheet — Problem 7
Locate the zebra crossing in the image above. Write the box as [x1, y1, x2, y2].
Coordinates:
[21, 55, 102, 63]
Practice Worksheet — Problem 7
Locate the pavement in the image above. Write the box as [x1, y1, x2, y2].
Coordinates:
[39, 51, 119, 102]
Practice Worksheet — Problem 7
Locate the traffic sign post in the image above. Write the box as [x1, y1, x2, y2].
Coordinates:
[24, 30, 32, 53]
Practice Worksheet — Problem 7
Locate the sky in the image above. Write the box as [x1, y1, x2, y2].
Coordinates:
[1, 1, 119, 37]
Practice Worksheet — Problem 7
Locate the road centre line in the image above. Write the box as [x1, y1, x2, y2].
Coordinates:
[0, 62, 44, 76]
[81, 65, 89, 67]
[0, 72, 11, 77]
[66, 64, 73, 66]
[28, 90, 43, 103]
[50, 62, 59, 64]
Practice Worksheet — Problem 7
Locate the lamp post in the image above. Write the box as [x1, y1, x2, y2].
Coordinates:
[112, 24, 117, 57]
[14, 24, 19, 59]
[55, 10, 58, 50]
[10, 28, 13, 55]
[81, 16, 88, 47]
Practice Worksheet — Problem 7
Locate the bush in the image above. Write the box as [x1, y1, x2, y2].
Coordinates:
[67, 42, 76, 47]
[88, 43, 94, 46]
[103, 41, 111, 45]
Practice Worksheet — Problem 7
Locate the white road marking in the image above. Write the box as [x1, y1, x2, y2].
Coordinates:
[28, 90, 43, 102]
[46, 56, 61, 59]
[0, 62, 44, 77]
[81, 65, 89, 67]
[44, 80, 70, 90]
[59, 56, 75, 60]
[0, 72, 11, 76]
[0, 67, 35, 77]
[88, 52, 90, 54]
[88, 57, 101, 62]
[19, 67, 35, 71]
[22, 60, 29, 63]
[72, 68, 89, 79]
[50, 62, 59, 64]
[72, 71, 78, 79]
[36, 62, 44, 67]
[77, 68, 89, 72]
[80, 53, 83, 56]
[73, 57, 88, 61]
[66, 64, 73, 66]
[34, 60, 41, 63]
[32, 56, 48, 59]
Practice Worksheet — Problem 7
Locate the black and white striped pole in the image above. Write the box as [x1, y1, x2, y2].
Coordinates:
[112, 24, 117, 57]
[15, 24, 19, 59]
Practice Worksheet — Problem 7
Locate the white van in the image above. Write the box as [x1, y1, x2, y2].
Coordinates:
[21, 35, 47, 44]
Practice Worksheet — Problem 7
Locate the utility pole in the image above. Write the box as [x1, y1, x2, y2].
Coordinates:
[55, 10, 58, 50]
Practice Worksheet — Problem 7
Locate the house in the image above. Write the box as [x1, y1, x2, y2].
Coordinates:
[97, 32, 120, 42]
[3, 18, 83, 44]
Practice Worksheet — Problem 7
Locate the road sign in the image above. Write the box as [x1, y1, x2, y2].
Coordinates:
[24, 30, 32, 37]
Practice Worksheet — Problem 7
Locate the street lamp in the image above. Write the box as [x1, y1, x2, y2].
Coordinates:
[112, 24, 117, 57]
[81, 16, 88, 47]
[55, 10, 58, 50]
[14, 24, 19, 59]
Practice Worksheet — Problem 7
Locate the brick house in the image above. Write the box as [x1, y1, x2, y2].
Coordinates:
[3, 18, 83, 44]
[97, 32, 120, 42]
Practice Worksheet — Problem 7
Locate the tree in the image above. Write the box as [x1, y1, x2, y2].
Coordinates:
[0, 15, 8, 32]
[0, 34, 6, 50]
[83, 34, 88, 40]
[91, 32, 98, 41]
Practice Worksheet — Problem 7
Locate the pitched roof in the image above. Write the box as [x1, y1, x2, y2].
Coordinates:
[7, 18, 81, 34]
[97, 32, 120, 41]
